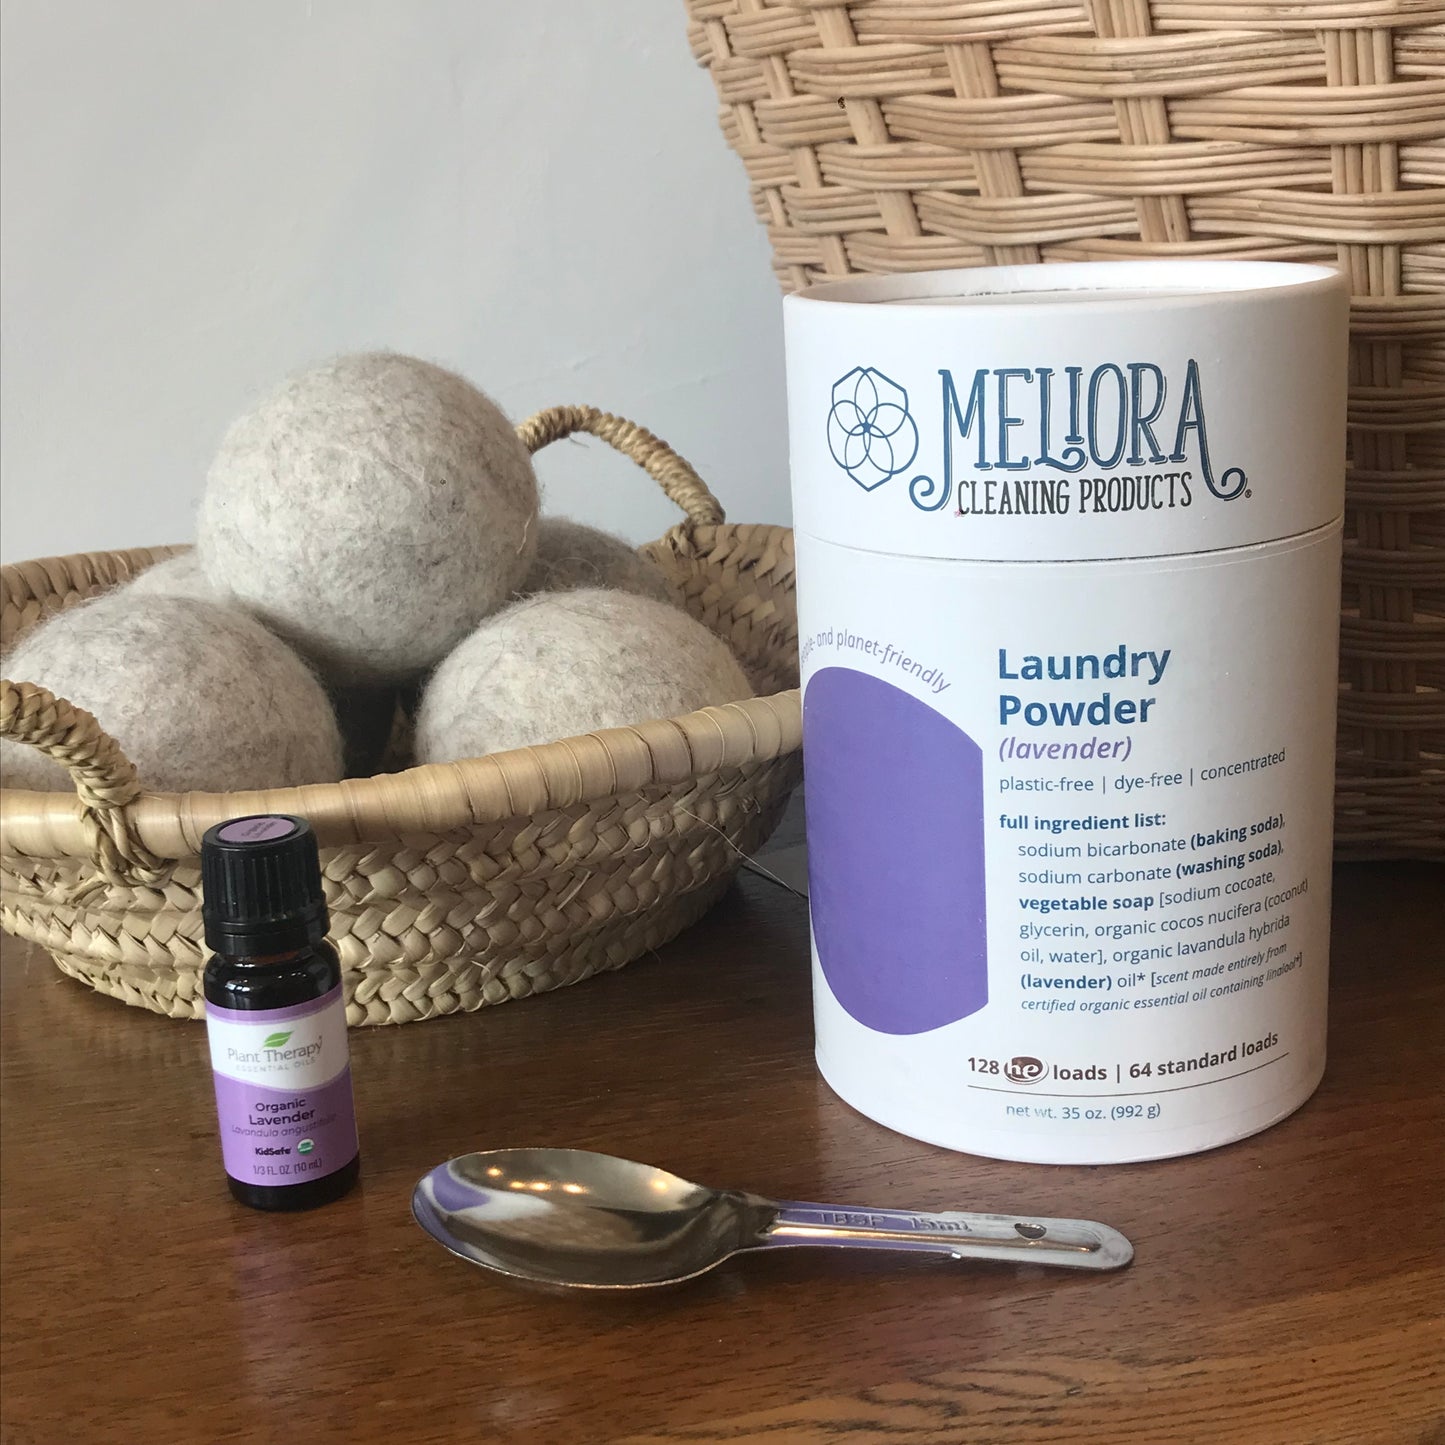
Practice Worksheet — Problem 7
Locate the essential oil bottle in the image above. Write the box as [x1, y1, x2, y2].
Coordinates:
[202, 814, 360, 1210]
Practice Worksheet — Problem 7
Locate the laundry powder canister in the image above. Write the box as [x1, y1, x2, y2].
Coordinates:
[785, 261, 1349, 1164]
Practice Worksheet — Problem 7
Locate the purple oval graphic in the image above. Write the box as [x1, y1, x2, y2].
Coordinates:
[803, 667, 988, 1034]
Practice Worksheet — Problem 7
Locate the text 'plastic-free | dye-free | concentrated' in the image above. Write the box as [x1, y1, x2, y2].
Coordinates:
[786, 261, 1349, 1164]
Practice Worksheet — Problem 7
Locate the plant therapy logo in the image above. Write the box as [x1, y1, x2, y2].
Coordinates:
[827, 367, 919, 491]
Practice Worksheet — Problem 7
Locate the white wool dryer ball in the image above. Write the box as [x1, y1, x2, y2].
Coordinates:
[125, 555, 389, 777]
[521, 517, 673, 605]
[0, 593, 344, 793]
[198, 352, 540, 686]
[125, 551, 221, 601]
[415, 588, 752, 763]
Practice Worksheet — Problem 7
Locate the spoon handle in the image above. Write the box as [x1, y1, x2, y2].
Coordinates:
[761, 1202, 1133, 1271]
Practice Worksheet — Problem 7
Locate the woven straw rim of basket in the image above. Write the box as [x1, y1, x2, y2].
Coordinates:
[0, 404, 802, 885]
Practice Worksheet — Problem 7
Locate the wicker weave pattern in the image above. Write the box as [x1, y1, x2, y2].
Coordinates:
[687, 0, 1445, 857]
[1, 762, 788, 1025]
[0, 410, 803, 1023]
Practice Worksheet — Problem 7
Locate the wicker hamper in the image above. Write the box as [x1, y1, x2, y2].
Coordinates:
[0, 407, 803, 1023]
[686, 0, 1445, 857]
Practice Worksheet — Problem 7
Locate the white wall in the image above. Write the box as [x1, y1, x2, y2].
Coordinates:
[0, 0, 788, 565]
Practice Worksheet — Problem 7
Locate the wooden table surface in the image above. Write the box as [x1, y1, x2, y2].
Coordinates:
[2, 847, 1441, 1445]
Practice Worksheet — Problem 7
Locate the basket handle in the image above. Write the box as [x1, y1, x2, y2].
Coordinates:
[516, 405, 725, 527]
[0, 678, 171, 885]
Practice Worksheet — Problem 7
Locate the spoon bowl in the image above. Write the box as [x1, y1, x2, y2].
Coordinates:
[413, 1148, 1133, 1291]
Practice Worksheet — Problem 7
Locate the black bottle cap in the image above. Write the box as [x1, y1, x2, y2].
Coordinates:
[201, 814, 328, 955]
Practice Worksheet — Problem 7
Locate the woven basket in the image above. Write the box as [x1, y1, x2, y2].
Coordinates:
[686, 0, 1445, 858]
[0, 406, 803, 1024]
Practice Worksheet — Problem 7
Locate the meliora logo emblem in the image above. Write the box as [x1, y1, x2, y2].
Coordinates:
[827, 367, 918, 492]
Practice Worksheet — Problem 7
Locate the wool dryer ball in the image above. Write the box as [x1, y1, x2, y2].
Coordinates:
[521, 517, 672, 605]
[0, 593, 345, 793]
[125, 555, 391, 778]
[415, 588, 752, 763]
[125, 550, 221, 601]
[198, 353, 540, 686]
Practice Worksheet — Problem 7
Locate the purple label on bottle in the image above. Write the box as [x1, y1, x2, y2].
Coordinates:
[803, 666, 988, 1034]
[215, 815, 300, 843]
[210, 1069, 358, 1185]
[206, 986, 358, 1187]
